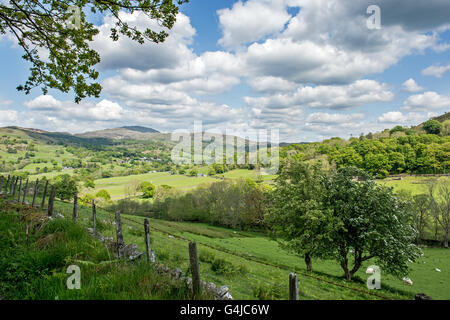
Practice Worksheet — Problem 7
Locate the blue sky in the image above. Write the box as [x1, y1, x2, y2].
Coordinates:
[1, 0, 450, 142]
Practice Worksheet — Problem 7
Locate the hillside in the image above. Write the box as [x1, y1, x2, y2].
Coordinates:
[77, 127, 171, 141]
[1, 184, 449, 300]
[0, 196, 214, 300]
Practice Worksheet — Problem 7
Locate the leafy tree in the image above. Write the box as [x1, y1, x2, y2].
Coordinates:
[53, 174, 78, 200]
[427, 182, 450, 248]
[84, 179, 95, 188]
[140, 181, 156, 198]
[390, 125, 405, 135]
[423, 120, 442, 135]
[321, 167, 421, 281]
[95, 189, 111, 201]
[411, 194, 430, 244]
[80, 193, 94, 206]
[0, 0, 188, 102]
[266, 160, 335, 272]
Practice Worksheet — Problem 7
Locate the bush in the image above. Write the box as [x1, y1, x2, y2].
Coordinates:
[423, 120, 442, 134]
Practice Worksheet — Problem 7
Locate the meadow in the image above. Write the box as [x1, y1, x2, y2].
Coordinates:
[45, 197, 449, 300]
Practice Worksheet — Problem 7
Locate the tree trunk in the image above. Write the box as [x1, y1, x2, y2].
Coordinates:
[445, 229, 449, 248]
[304, 253, 313, 273]
[341, 259, 351, 281]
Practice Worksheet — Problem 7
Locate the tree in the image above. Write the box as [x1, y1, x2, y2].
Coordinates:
[53, 173, 78, 200]
[427, 182, 450, 248]
[321, 167, 421, 281]
[266, 160, 335, 273]
[411, 194, 430, 244]
[140, 181, 155, 198]
[0, 0, 188, 102]
[390, 125, 404, 135]
[423, 120, 442, 135]
[95, 189, 111, 201]
[84, 178, 95, 188]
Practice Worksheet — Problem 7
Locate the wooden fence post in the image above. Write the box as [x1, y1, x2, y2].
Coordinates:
[73, 193, 78, 223]
[92, 200, 97, 234]
[41, 180, 48, 209]
[0, 175, 4, 194]
[12, 177, 18, 197]
[22, 179, 28, 203]
[144, 219, 152, 262]
[17, 178, 22, 202]
[289, 273, 298, 300]
[189, 241, 201, 299]
[6, 175, 10, 194]
[47, 186, 55, 217]
[32, 179, 39, 207]
[115, 211, 124, 246]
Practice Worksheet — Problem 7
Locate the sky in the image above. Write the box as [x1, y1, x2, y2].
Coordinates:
[0, 0, 450, 142]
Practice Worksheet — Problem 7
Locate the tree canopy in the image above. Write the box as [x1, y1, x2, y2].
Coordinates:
[0, 0, 188, 102]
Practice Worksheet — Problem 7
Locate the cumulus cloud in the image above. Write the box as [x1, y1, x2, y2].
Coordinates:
[245, 80, 394, 110]
[217, 0, 291, 50]
[306, 112, 365, 124]
[24, 95, 124, 121]
[402, 92, 450, 111]
[0, 110, 18, 125]
[378, 111, 432, 125]
[422, 62, 450, 78]
[402, 78, 425, 92]
[92, 12, 196, 71]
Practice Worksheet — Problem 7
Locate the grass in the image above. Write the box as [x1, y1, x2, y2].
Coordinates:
[378, 176, 449, 196]
[0, 196, 211, 300]
[88, 172, 218, 200]
[3, 172, 449, 300]
[39, 196, 449, 300]
[88, 169, 277, 200]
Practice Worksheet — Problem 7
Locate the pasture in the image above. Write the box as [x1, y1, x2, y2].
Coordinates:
[48, 199, 450, 300]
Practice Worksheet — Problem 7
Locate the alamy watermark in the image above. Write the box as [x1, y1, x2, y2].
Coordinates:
[170, 121, 279, 175]
[367, 5, 381, 30]
[65, 5, 81, 30]
[366, 265, 381, 290]
[66, 264, 81, 290]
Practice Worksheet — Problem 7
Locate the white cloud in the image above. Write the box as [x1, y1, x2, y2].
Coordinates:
[402, 91, 450, 111]
[0, 98, 13, 106]
[217, 0, 291, 50]
[24, 95, 124, 121]
[92, 12, 196, 71]
[0, 110, 18, 125]
[307, 112, 365, 124]
[24, 95, 61, 110]
[245, 80, 394, 110]
[422, 62, 450, 78]
[402, 78, 425, 92]
[378, 111, 432, 126]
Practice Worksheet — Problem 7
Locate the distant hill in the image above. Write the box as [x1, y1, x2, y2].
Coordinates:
[120, 126, 159, 133]
[430, 111, 450, 123]
[411, 111, 449, 134]
[77, 127, 171, 141]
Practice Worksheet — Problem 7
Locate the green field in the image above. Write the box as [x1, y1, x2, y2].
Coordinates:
[379, 176, 449, 196]
[89, 172, 219, 199]
[87, 169, 275, 200]
[45, 198, 449, 300]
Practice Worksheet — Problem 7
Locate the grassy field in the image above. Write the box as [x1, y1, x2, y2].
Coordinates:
[379, 176, 448, 196]
[88, 169, 275, 200]
[89, 172, 218, 200]
[43, 197, 449, 300]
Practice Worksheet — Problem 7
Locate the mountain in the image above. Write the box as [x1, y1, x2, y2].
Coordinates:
[120, 126, 159, 133]
[77, 127, 170, 141]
